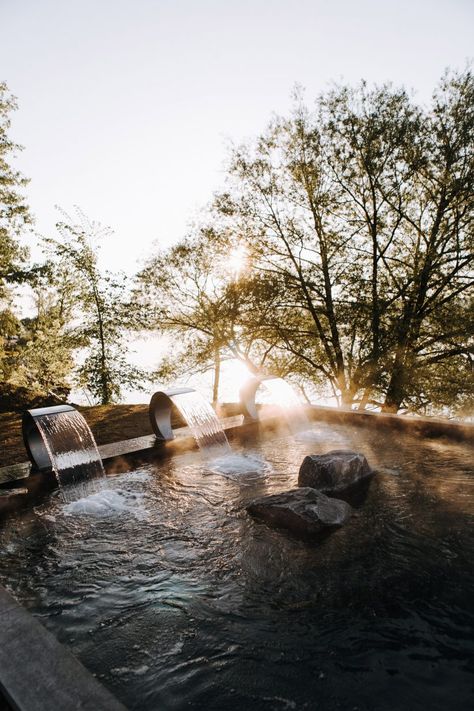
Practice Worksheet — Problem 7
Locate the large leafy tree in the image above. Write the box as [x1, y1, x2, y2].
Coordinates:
[46, 209, 146, 404]
[136, 227, 247, 404]
[379, 70, 474, 411]
[213, 70, 473, 414]
[0, 81, 32, 297]
[213, 85, 419, 406]
[139, 69, 473, 416]
[0, 81, 36, 400]
[136, 223, 295, 402]
[136, 223, 333, 403]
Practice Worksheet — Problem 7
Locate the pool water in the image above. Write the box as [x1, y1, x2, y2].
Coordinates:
[0, 422, 473, 710]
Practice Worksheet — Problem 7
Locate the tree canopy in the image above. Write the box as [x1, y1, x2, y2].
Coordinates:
[45, 208, 146, 405]
[138, 69, 473, 415]
[1, 70, 472, 416]
[0, 81, 32, 297]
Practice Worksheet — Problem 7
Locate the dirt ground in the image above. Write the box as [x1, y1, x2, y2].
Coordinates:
[0, 404, 152, 467]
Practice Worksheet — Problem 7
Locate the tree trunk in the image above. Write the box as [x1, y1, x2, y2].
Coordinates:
[92, 282, 111, 405]
[383, 360, 405, 413]
[340, 386, 354, 408]
[212, 346, 221, 406]
[358, 387, 371, 411]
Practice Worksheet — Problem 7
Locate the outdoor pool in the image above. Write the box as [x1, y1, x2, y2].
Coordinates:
[0, 422, 473, 710]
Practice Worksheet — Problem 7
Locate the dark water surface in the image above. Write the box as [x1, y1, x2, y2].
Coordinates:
[0, 422, 473, 710]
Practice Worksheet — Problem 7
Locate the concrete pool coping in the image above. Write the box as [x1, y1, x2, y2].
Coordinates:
[0, 586, 127, 711]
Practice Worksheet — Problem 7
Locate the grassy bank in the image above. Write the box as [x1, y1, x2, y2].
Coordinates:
[0, 405, 152, 468]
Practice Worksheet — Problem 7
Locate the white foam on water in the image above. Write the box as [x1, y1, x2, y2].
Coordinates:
[63, 487, 147, 519]
[209, 453, 272, 484]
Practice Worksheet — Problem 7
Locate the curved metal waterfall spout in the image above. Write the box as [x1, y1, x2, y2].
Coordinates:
[22, 405, 77, 472]
[149, 387, 231, 456]
[239, 375, 309, 430]
[22, 405, 105, 501]
[239, 376, 266, 422]
[149, 387, 195, 441]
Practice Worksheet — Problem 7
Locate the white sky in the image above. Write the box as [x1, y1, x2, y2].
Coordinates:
[2, 0, 473, 276]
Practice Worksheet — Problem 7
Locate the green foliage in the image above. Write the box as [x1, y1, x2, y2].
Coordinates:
[0, 80, 36, 406]
[135, 228, 238, 401]
[138, 68, 473, 415]
[0, 81, 32, 297]
[1, 72, 471, 417]
[1, 263, 77, 399]
[215, 69, 473, 413]
[0, 306, 21, 382]
[45, 208, 147, 404]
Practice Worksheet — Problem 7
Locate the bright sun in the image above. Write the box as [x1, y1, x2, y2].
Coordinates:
[228, 244, 247, 278]
[220, 358, 253, 401]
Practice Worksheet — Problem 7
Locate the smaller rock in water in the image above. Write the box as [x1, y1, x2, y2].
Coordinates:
[298, 450, 372, 494]
[246, 487, 352, 536]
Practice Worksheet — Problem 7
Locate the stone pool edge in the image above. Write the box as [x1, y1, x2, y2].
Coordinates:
[0, 586, 127, 711]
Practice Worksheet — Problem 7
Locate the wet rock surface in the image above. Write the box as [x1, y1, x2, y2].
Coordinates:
[246, 487, 352, 536]
[298, 450, 373, 494]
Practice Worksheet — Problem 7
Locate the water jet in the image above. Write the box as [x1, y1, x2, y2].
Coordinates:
[149, 386, 231, 457]
[22, 405, 105, 501]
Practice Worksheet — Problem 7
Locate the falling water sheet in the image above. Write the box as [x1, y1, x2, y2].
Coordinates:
[32, 410, 105, 502]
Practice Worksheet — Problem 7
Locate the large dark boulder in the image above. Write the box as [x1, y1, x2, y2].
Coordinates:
[246, 487, 352, 536]
[298, 450, 372, 494]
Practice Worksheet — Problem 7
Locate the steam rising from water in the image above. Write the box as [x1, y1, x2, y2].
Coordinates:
[295, 425, 350, 447]
[260, 378, 309, 433]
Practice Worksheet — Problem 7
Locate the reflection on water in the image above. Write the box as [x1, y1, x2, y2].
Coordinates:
[0, 423, 473, 711]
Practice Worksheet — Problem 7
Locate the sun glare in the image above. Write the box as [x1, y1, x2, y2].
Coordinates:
[228, 244, 247, 278]
[220, 358, 253, 401]
[257, 377, 303, 409]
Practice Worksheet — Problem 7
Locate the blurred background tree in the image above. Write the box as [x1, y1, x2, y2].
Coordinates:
[45, 208, 147, 405]
[0, 80, 35, 407]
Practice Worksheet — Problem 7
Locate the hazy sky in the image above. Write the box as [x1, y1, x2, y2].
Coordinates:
[2, 0, 473, 275]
